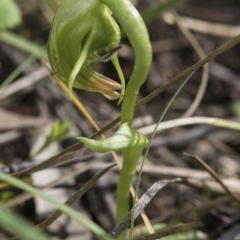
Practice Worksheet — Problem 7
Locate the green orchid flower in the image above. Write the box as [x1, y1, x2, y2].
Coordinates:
[48, 0, 125, 100]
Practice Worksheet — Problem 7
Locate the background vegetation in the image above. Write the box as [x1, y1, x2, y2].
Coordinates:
[0, 0, 240, 239]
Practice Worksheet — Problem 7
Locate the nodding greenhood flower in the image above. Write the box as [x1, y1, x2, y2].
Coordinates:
[48, 0, 124, 100]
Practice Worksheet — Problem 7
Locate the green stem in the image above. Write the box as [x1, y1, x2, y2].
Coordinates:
[116, 148, 142, 221]
[102, 1, 152, 239]
[102, 0, 152, 124]
[116, 147, 145, 240]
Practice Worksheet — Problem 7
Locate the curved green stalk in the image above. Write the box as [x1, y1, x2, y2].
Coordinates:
[111, 54, 126, 104]
[102, 1, 152, 239]
[102, 0, 152, 124]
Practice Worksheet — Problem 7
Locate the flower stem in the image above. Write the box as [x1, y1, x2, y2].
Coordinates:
[102, 0, 152, 124]
[102, 1, 152, 239]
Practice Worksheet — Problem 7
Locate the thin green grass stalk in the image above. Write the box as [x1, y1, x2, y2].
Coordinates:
[0, 55, 36, 92]
[0, 204, 51, 240]
[0, 172, 114, 240]
[131, 71, 195, 239]
[0, 31, 47, 60]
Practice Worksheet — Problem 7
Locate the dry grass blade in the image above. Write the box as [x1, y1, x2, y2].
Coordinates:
[110, 179, 175, 239]
[162, 13, 240, 38]
[136, 34, 240, 109]
[158, 3, 208, 118]
[12, 141, 84, 177]
[184, 153, 240, 204]
[166, 9, 209, 118]
[138, 117, 216, 136]
[155, 196, 231, 222]
[0, 67, 49, 100]
[176, 178, 240, 195]
[0, 108, 49, 130]
[5, 159, 99, 208]
[133, 222, 202, 240]
[11, 164, 116, 240]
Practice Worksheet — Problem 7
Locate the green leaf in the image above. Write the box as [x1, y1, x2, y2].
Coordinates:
[48, 120, 73, 143]
[0, 0, 22, 30]
[78, 123, 149, 153]
[33, 120, 73, 157]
